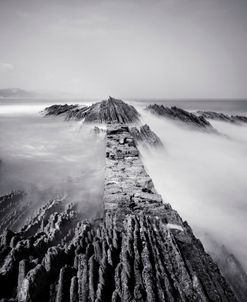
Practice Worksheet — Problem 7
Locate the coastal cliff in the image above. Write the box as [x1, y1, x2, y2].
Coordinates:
[0, 98, 241, 301]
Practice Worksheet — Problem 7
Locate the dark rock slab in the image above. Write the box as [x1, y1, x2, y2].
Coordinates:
[130, 124, 163, 147]
[197, 110, 247, 124]
[83, 97, 140, 123]
[44, 97, 140, 124]
[44, 104, 79, 116]
[146, 104, 213, 129]
[18, 264, 49, 302]
[55, 265, 76, 302]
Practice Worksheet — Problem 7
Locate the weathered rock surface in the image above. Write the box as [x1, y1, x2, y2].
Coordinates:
[130, 124, 163, 147]
[44, 104, 79, 117]
[0, 99, 241, 301]
[45, 97, 140, 124]
[197, 111, 247, 124]
[146, 104, 213, 129]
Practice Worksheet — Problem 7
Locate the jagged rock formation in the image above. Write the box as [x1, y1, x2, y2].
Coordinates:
[44, 104, 79, 116]
[130, 124, 163, 147]
[197, 111, 247, 124]
[146, 104, 214, 129]
[0, 98, 240, 301]
[45, 97, 140, 124]
[0, 199, 82, 301]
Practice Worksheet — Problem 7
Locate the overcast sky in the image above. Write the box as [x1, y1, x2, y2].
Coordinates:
[0, 0, 247, 98]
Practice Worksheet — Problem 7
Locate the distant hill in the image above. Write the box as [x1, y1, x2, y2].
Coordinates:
[0, 88, 35, 98]
[0, 88, 76, 98]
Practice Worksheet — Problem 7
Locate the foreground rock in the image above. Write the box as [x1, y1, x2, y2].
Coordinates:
[146, 104, 214, 129]
[45, 97, 140, 124]
[197, 111, 247, 124]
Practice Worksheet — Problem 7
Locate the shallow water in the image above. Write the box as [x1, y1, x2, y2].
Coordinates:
[0, 101, 105, 217]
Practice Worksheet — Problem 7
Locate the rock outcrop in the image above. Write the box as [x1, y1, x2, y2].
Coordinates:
[146, 104, 214, 129]
[197, 111, 247, 124]
[0, 98, 241, 301]
[44, 104, 79, 116]
[45, 97, 140, 124]
[130, 124, 163, 147]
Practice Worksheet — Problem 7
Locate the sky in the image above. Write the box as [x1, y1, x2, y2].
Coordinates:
[0, 0, 247, 98]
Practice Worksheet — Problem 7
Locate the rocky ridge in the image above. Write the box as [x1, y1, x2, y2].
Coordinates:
[130, 124, 163, 147]
[45, 97, 140, 124]
[0, 98, 240, 301]
[197, 111, 247, 124]
[146, 104, 213, 129]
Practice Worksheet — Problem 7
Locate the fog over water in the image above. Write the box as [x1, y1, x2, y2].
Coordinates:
[0, 100, 105, 217]
[138, 107, 247, 271]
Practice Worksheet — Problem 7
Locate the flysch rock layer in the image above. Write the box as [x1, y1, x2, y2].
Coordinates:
[45, 97, 140, 124]
[130, 124, 163, 147]
[197, 111, 247, 124]
[146, 104, 214, 130]
[0, 98, 240, 301]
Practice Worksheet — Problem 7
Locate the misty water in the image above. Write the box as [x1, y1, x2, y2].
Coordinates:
[0, 98, 247, 272]
[0, 99, 106, 219]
